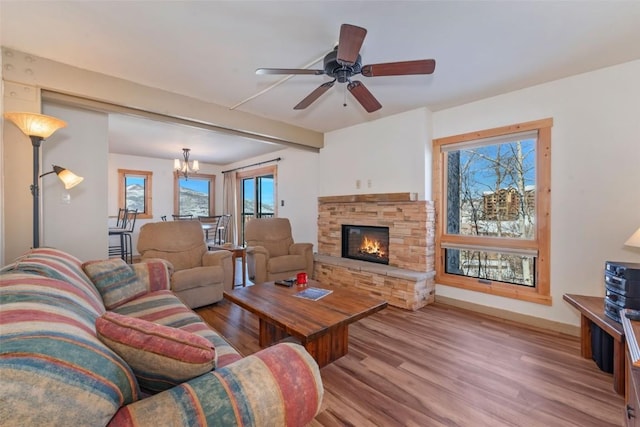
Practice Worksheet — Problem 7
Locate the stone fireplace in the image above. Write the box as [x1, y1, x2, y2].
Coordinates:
[342, 224, 390, 265]
[314, 193, 435, 310]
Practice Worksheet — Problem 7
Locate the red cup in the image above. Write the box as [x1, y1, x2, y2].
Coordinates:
[296, 272, 308, 286]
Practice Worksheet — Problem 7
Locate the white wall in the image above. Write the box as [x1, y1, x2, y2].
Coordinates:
[42, 103, 108, 260]
[108, 153, 223, 221]
[433, 60, 640, 326]
[321, 107, 432, 200]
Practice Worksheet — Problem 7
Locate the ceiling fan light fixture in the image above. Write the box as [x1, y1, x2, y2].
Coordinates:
[335, 69, 350, 83]
[256, 23, 436, 112]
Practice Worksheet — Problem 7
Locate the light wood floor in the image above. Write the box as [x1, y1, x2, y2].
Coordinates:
[197, 292, 623, 427]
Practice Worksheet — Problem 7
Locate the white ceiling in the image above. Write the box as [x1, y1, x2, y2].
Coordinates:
[106, 113, 288, 166]
[2, 1, 640, 165]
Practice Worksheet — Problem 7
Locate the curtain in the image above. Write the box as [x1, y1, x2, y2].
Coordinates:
[222, 171, 237, 245]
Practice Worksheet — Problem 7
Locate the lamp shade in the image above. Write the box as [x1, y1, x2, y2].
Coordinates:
[626, 227, 640, 248]
[174, 148, 199, 178]
[4, 112, 67, 139]
[52, 165, 84, 189]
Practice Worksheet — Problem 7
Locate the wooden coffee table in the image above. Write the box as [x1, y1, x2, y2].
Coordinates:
[223, 280, 387, 367]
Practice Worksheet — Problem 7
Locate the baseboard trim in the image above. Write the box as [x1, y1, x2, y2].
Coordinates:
[435, 295, 580, 337]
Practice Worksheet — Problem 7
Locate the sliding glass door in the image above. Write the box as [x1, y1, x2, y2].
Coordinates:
[238, 166, 276, 244]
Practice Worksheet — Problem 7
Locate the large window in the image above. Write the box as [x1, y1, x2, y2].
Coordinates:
[173, 172, 215, 216]
[433, 118, 552, 304]
[118, 169, 152, 219]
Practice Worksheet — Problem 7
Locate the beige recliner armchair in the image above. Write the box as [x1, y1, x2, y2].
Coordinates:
[137, 220, 233, 308]
[245, 217, 314, 285]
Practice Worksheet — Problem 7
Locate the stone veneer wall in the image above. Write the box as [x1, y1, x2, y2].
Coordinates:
[314, 193, 435, 310]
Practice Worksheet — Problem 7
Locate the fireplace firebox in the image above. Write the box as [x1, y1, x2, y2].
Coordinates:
[341, 225, 390, 265]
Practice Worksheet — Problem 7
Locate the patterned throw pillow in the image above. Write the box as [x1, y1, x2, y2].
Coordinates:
[95, 311, 217, 392]
[83, 259, 147, 309]
[131, 259, 172, 292]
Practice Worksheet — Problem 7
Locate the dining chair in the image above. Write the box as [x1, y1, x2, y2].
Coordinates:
[198, 215, 222, 241]
[172, 214, 193, 220]
[216, 214, 232, 245]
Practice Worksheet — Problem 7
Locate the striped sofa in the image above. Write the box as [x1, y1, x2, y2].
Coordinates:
[0, 248, 323, 426]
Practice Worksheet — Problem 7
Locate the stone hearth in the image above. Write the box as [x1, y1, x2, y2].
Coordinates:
[314, 193, 435, 310]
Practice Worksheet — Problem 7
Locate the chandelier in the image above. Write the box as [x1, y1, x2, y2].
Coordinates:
[174, 148, 199, 179]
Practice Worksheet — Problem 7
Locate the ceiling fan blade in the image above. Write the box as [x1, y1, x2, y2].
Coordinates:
[256, 68, 325, 75]
[336, 24, 367, 66]
[347, 81, 382, 113]
[361, 59, 436, 77]
[294, 81, 335, 110]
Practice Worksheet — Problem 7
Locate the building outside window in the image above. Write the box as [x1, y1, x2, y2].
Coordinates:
[433, 118, 552, 304]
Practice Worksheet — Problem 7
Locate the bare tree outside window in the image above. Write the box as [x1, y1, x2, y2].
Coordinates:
[446, 138, 536, 286]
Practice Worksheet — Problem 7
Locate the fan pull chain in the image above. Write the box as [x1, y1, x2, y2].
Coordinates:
[343, 84, 348, 107]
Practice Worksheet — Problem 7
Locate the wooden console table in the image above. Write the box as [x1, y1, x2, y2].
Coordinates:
[563, 293, 625, 395]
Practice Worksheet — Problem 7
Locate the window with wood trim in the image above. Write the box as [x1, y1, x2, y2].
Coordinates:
[433, 118, 552, 305]
[173, 172, 215, 216]
[118, 169, 153, 219]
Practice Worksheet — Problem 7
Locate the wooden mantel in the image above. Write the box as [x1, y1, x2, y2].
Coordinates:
[318, 192, 417, 204]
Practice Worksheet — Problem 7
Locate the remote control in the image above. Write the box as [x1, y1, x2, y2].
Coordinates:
[275, 280, 294, 287]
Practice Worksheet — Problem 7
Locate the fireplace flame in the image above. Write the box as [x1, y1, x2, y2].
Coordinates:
[359, 236, 386, 258]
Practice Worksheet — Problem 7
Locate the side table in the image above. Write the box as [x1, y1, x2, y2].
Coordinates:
[563, 293, 625, 395]
[209, 244, 246, 287]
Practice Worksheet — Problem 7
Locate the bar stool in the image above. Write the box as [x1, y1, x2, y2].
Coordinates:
[109, 208, 127, 259]
[109, 209, 138, 263]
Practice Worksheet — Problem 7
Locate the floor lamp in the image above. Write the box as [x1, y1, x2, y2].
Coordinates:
[4, 112, 83, 248]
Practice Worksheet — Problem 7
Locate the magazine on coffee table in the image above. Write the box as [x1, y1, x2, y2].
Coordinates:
[294, 287, 332, 301]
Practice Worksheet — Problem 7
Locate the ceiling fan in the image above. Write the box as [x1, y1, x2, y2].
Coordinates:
[256, 23, 436, 113]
